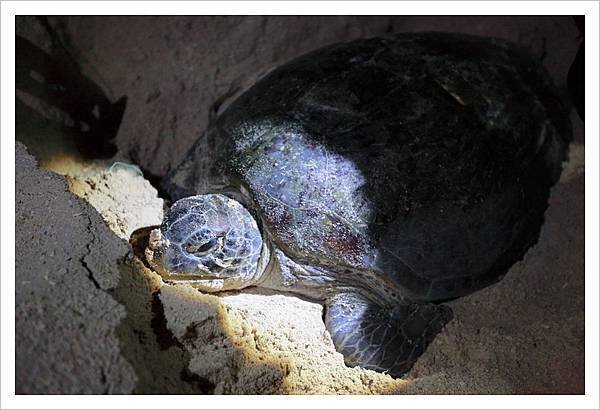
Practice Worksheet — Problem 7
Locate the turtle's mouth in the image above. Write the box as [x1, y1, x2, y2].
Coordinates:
[151, 264, 230, 291]
[148, 253, 238, 282]
[160, 269, 238, 282]
[162, 275, 226, 292]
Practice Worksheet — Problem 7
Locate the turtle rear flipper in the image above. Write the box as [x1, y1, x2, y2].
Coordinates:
[325, 292, 453, 378]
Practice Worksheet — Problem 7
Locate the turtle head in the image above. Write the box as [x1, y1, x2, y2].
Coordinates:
[146, 194, 268, 292]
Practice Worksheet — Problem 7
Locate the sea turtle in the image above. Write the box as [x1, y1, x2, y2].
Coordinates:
[146, 32, 571, 378]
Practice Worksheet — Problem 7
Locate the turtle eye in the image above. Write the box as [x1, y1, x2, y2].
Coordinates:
[185, 237, 222, 256]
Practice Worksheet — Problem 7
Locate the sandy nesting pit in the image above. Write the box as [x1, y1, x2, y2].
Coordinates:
[16, 138, 584, 394]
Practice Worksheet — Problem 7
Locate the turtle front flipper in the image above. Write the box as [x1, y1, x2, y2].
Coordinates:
[325, 292, 453, 378]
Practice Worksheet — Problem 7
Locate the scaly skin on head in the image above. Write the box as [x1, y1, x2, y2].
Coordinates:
[146, 194, 270, 292]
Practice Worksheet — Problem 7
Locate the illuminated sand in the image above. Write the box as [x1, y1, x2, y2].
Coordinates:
[67, 165, 164, 239]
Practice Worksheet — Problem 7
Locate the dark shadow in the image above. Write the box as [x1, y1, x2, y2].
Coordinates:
[568, 16, 584, 121]
[136, 168, 174, 205]
[16, 17, 126, 160]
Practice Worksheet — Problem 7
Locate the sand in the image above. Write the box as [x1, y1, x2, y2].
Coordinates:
[15, 16, 584, 394]
[15, 135, 584, 393]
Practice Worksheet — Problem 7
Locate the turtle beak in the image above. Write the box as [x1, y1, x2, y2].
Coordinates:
[192, 261, 239, 280]
[191, 263, 236, 280]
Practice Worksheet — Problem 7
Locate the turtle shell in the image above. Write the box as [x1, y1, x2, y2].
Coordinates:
[166, 32, 570, 302]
